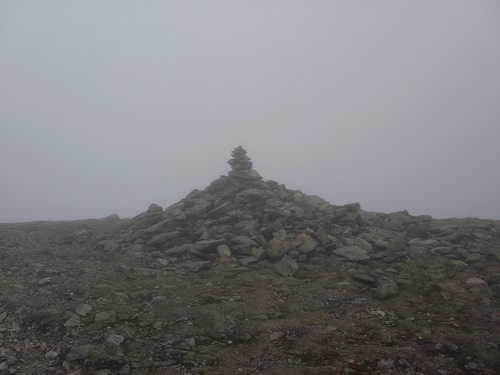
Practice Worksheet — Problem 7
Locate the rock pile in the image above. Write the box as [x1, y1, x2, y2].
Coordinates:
[2, 146, 499, 374]
[227, 146, 262, 181]
[99, 146, 500, 292]
[100, 146, 367, 275]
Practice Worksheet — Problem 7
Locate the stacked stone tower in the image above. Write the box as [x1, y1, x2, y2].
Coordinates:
[227, 146, 263, 181]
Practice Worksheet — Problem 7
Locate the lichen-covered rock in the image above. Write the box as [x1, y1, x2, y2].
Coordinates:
[333, 246, 370, 262]
[267, 230, 291, 259]
[274, 255, 299, 276]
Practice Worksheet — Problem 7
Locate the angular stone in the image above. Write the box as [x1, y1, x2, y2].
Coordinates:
[147, 203, 163, 213]
[75, 304, 92, 317]
[194, 239, 226, 252]
[148, 231, 179, 245]
[269, 331, 285, 341]
[333, 246, 370, 262]
[216, 245, 231, 257]
[238, 189, 274, 201]
[352, 274, 376, 285]
[388, 233, 407, 252]
[374, 278, 399, 300]
[207, 201, 234, 217]
[421, 239, 439, 247]
[465, 253, 482, 264]
[64, 314, 81, 327]
[228, 169, 263, 180]
[97, 240, 120, 252]
[107, 333, 125, 346]
[146, 219, 179, 234]
[230, 236, 259, 247]
[274, 255, 299, 276]
[179, 261, 211, 272]
[38, 277, 51, 286]
[267, 230, 291, 259]
[465, 277, 487, 288]
[157, 258, 169, 266]
[485, 273, 500, 285]
[251, 247, 266, 260]
[354, 237, 373, 252]
[95, 311, 116, 323]
[238, 256, 258, 266]
[295, 233, 318, 254]
[184, 205, 208, 218]
[66, 344, 97, 361]
[44, 350, 58, 359]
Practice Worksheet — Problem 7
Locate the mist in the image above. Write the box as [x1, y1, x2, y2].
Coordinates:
[1, 1, 499, 223]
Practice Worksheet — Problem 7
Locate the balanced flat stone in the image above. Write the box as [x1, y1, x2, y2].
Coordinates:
[227, 146, 263, 181]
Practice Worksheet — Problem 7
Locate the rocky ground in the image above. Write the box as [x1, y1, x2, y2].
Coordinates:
[1, 212, 499, 374]
[1, 163, 499, 375]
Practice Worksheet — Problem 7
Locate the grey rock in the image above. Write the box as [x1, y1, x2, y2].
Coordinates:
[230, 236, 259, 247]
[207, 201, 234, 217]
[303, 195, 331, 209]
[465, 253, 482, 264]
[184, 205, 208, 218]
[465, 277, 486, 288]
[185, 198, 212, 207]
[485, 273, 500, 285]
[75, 304, 92, 316]
[95, 311, 116, 323]
[63, 314, 81, 327]
[165, 244, 192, 256]
[228, 169, 263, 180]
[267, 230, 291, 258]
[295, 233, 318, 254]
[333, 246, 370, 262]
[194, 239, 226, 252]
[147, 203, 163, 213]
[97, 240, 120, 252]
[148, 231, 179, 245]
[274, 255, 299, 276]
[251, 247, 266, 260]
[352, 274, 376, 284]
[44, 350, 58, 359]
[179, 261, 211, 272]
[353, 237, 373, 252]
[377, 359, 395, 369]
[374, 278, 399, 300]
[238, 256, 258, 266]
[237, 188, 274, 201]
[66, 344, 97, 361]
[107, 333, 125, 346]
[388, 233, 407, 252]
[216, 245, 231, 257]
[421, 239, 439, 246]
[99, 214, 121, 223]
[146, 218, 179, 233]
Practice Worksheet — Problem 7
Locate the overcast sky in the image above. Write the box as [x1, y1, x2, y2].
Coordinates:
[1, 1, 499, 223]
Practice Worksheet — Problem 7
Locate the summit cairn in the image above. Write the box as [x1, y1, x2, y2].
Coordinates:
[227, 146, 263, 181]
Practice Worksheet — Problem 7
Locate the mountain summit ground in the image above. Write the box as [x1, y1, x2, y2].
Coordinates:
[1, 148, 499, 374]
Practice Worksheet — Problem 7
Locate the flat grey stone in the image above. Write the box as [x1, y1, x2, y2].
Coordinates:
[194, 239, 226, 252]
[179, 261, 211, 272]
[274, 255, 299, 276]
[107, 333, 125, 346]
[66, 344, 97, 361]
[333, 246, 370, 262]
[374, 278, 399, 300]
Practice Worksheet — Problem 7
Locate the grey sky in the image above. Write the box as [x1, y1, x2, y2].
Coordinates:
[1, 1, 500, 223]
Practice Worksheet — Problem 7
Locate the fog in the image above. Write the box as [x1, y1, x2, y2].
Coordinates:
[1, 1, 499, 223]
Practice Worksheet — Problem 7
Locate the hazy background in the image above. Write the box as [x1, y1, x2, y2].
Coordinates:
[1, 1, 500, 223]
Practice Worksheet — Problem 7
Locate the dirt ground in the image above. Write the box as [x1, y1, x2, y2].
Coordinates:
[0, 217, 499, 375]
